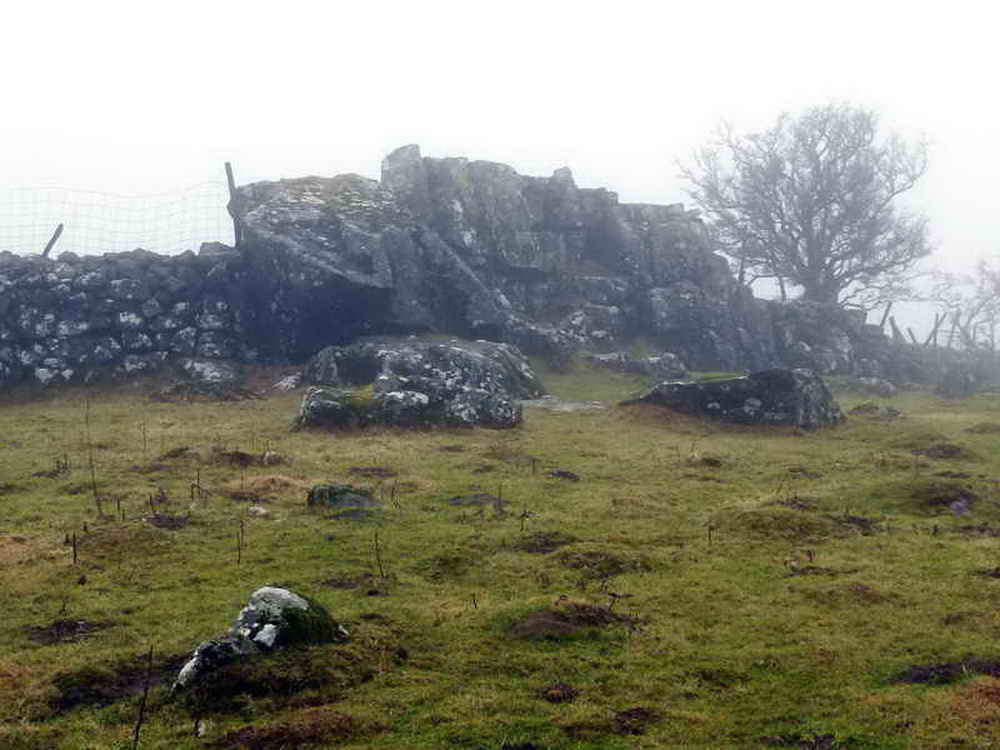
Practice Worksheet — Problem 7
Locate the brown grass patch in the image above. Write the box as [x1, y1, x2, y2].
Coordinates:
[509, 599, 639, 640]
[555, 547, 651, 579]
[915, 442, 976, 460]
[347, 466, 398, 479]
[846, 582, 893, 604]
[949, 678, 1000, 731]
[76, 524, 172, 562]
[50, 653, 187, 713]
[894, 661, 1000, 685]
[213, 709, 374, 749]
[513, 531, 577, 554]
[715, 507, 840, 543]
[910, 480, 979, 509]
[539, 681, 578, 703]
[799, 582, 896, 607]
[24, 619, 115, 645]
[221, 475, 313, 502]
[0, 535, 53, 567]
[562, 706, 660, 738]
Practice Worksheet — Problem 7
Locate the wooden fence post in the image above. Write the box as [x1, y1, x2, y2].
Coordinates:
[225, 162, 242, 248]
[42, 223, 64, 257]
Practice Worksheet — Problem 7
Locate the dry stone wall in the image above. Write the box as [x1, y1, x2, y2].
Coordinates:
[0, 246, 253, 387]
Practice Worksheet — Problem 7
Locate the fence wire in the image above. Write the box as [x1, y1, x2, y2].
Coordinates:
[0, 182, 234, 256]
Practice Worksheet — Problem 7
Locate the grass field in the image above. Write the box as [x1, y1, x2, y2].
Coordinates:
[2, 365, 1000, 749]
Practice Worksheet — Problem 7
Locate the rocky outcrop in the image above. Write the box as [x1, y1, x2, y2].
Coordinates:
[295, 336, 541, 429]
[0, 146, 971, 390]
[231, 145, 737, 367]
[227, 146, 950, 379]
[624, 369, 845, 429]
[173, 586, 346, 691]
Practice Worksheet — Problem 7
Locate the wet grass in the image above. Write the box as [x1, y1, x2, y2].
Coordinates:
[2, 367, 1000, 747]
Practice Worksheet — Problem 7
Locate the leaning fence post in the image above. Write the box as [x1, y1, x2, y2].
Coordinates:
[878, 302, 893, 332]
[888, 316, 905, 343]
[42, 223, 64, 258]
[224, 162, 242, 248]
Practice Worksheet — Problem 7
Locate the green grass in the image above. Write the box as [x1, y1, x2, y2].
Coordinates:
[3, 369, 1000, 748]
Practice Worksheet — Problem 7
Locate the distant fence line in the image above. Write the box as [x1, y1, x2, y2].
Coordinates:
[0, 181, 234, 256]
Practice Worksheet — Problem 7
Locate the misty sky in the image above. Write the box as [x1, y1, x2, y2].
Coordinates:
[2, 1, 996, 337]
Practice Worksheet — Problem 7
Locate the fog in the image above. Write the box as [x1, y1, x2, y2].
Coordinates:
[2, 1, 996, 337]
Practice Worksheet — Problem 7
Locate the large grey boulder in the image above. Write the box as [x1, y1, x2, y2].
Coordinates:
[173, 586, 346, 691]
[307, 336, 543, 397]
[624, 369, 844, 429]
[296, 336, 542, 430]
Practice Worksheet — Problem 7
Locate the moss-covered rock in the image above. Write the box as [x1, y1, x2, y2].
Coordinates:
[305, 483, 378, 510]
[173, 586, 347, 691]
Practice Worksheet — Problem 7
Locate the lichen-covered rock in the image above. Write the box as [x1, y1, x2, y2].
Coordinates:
[625, 368, 844, 429]
[587, 351, 687, 380]
[295, 337, 537, 429]
[173, 586, 346, 691]
[178, 357, 242, 384]
[295, 384, 522, 430]
[294, 387, 371, 429]
[301, 348, 340, 386]
[272, 373, 303, 391]
[304, 336, 543, 398]
[370, 389, 432, 427]
[443, 388, 522, 428]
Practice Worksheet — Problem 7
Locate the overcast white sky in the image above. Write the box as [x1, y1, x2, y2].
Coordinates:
[2, 1, 997, 335]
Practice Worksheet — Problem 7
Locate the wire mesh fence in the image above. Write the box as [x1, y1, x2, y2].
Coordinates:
[0, 181, 234, 256]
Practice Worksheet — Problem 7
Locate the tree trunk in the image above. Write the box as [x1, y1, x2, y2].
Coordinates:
[800, 284, 838, 306]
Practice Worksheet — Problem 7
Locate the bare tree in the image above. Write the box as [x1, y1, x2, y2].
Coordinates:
[680, 103, 932, 308]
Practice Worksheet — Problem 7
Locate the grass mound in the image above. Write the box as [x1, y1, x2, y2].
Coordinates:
[554, 545, 652, 579]
[512, 530, 577, 553]
[212, 710, 372, 749]
[508, 599, 638, 641]
[24, 618, 115, 645]
[714, 506, 841, 543]
[893, 659, 1000, 685]
[910, 480, 979, 510]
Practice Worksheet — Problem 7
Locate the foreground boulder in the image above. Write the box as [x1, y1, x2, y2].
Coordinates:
[297, 385, 522, 429]
[173, 586, 346, 691]
[624, 369, 844, 429]
[296, 337, 542, 429]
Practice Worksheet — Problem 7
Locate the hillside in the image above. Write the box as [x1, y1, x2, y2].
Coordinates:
[3, 367, 1000, 748]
